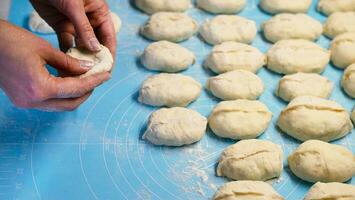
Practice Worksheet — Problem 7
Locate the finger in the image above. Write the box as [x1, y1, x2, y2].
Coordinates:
[35, 93, 91, 112]
[96, 19, 117, 59]
[66, 6, 101, 52]
[57, 32, 74, 52]
[45, 47, 94, 75]
[49, 72, 110, 99]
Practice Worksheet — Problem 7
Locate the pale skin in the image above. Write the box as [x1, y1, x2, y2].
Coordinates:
[0, 0, 117, 111]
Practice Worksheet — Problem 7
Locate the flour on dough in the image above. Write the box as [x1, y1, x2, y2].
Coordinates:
[135, 0, 191, 14]
[206, 70, 264, 100]
[288, 140, 355, 183]
[197, 0, 246, 14]
[262, 13, 322, 43]
[28, 11, 55, 34]
[277, 96, 353, 142]
[140, 12, 198, 42]
[208, 100, 272, 140]
[331, 32, 355, 69]
[200, 15, 257, 45]
[318, 0, 355, 16]
[66, 45, 114, 78]
[204, 42, 266, 74]
[323, 12, 355, 39]
[213, 181, 284, 200]
[139, 73, 202, 107]
[143, 107, 207, 146]
[342, 63, 355, 98]
[304, 182, 355, 200]
[266, 39, 330, 74]
[260, 0, 312, 14]
[141, 41, 195, 72]
[276, 73, 333, 102]
[217, 139, 283, 181]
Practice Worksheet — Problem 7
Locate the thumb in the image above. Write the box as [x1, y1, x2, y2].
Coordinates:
[45, 47, 94, 75]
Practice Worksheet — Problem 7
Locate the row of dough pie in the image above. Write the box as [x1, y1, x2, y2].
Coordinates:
[135, 0, 355, 16]
[139, 11, 355, 45]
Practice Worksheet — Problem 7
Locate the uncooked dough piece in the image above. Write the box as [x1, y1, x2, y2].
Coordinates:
[200, 15, 257, 45]
[141, 41, 195, 72]
[28, 11, 55, 34]
[208, 100, 272, 140]
[342, 63, 355, 98]
[331, 32, 355, 69]
[260, 0, 312, 14]
[217, 139, 283, 181]
[266, 39, 330, 74]
[138, 73, 202, 107]
[197, 0, 246, 14]
[110, 12, 121, 33]
[204, 42, 266, 74]
[323, 12, 355, 39]
[213, 181, 284, 200]
[66, 45, 114, 78]
[143, 107, 207, 146]
[352, 106, 355, 124]
[276, 73, 333, 102]
[318, 0, 355, 16]
[140, 12, 198, 42]
[288, 140, 355, 183]
[135, 0, 191, 14]
[304, 182, 355, 200]
[206, 70, 264, 100]
[277, 96, 353, 142]
[262, 14, 322, 43]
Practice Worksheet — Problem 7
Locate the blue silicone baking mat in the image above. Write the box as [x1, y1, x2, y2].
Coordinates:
[0, 0, 354, 199]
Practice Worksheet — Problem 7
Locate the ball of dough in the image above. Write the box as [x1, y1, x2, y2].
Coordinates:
[28, 11, 54, 34]
[143, 107, 207, 146]
[135, 0, 191, 14]
[277, 96, 353, 142]
[342, 63, 355, 98]
[260, 0, 312, 14]
[318, 0, 355, 16]
[197, 0, 246, 14]
[323, 12, 355, 39]
[200, 15, 257, 45]
[288, 140, 355, 183]
[213, 181, 284, 200]
[140, 12, 198, 42]
[304, 182, 355, 200]
[110, 12, 121, 33]
[206, 70, 264, 100]
[208, 100, 272, 140]
[262, 14, 322, 43]
[266, 39, 330, 74]
[66, 45, 114, 78]
[331, 32, 355, 69]
[217, 139, 283, 181]
[276, 73, 333, 102]
[141, 41, 195, 73]
[138, 73, 202, 107]
[204, 42, 266, 74]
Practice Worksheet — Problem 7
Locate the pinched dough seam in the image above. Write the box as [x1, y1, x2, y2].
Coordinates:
[332, 38, 355, 46]
[344, 69, 355, 81]
[212, 109, 270, 115]
[282, 105, 345, 114]
[270, 46, 326, 53]
[214, 192, 265, 200]
[212, 49, 255, 54]
[308, 195, 355, 200]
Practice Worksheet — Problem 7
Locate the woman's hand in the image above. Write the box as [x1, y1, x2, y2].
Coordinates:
[30, 0, 117, 56]
[0, 20, 110, 111]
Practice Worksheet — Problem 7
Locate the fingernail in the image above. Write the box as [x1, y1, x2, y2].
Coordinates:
[80, 60, 94, 69]
[89, 38, 102, 51]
